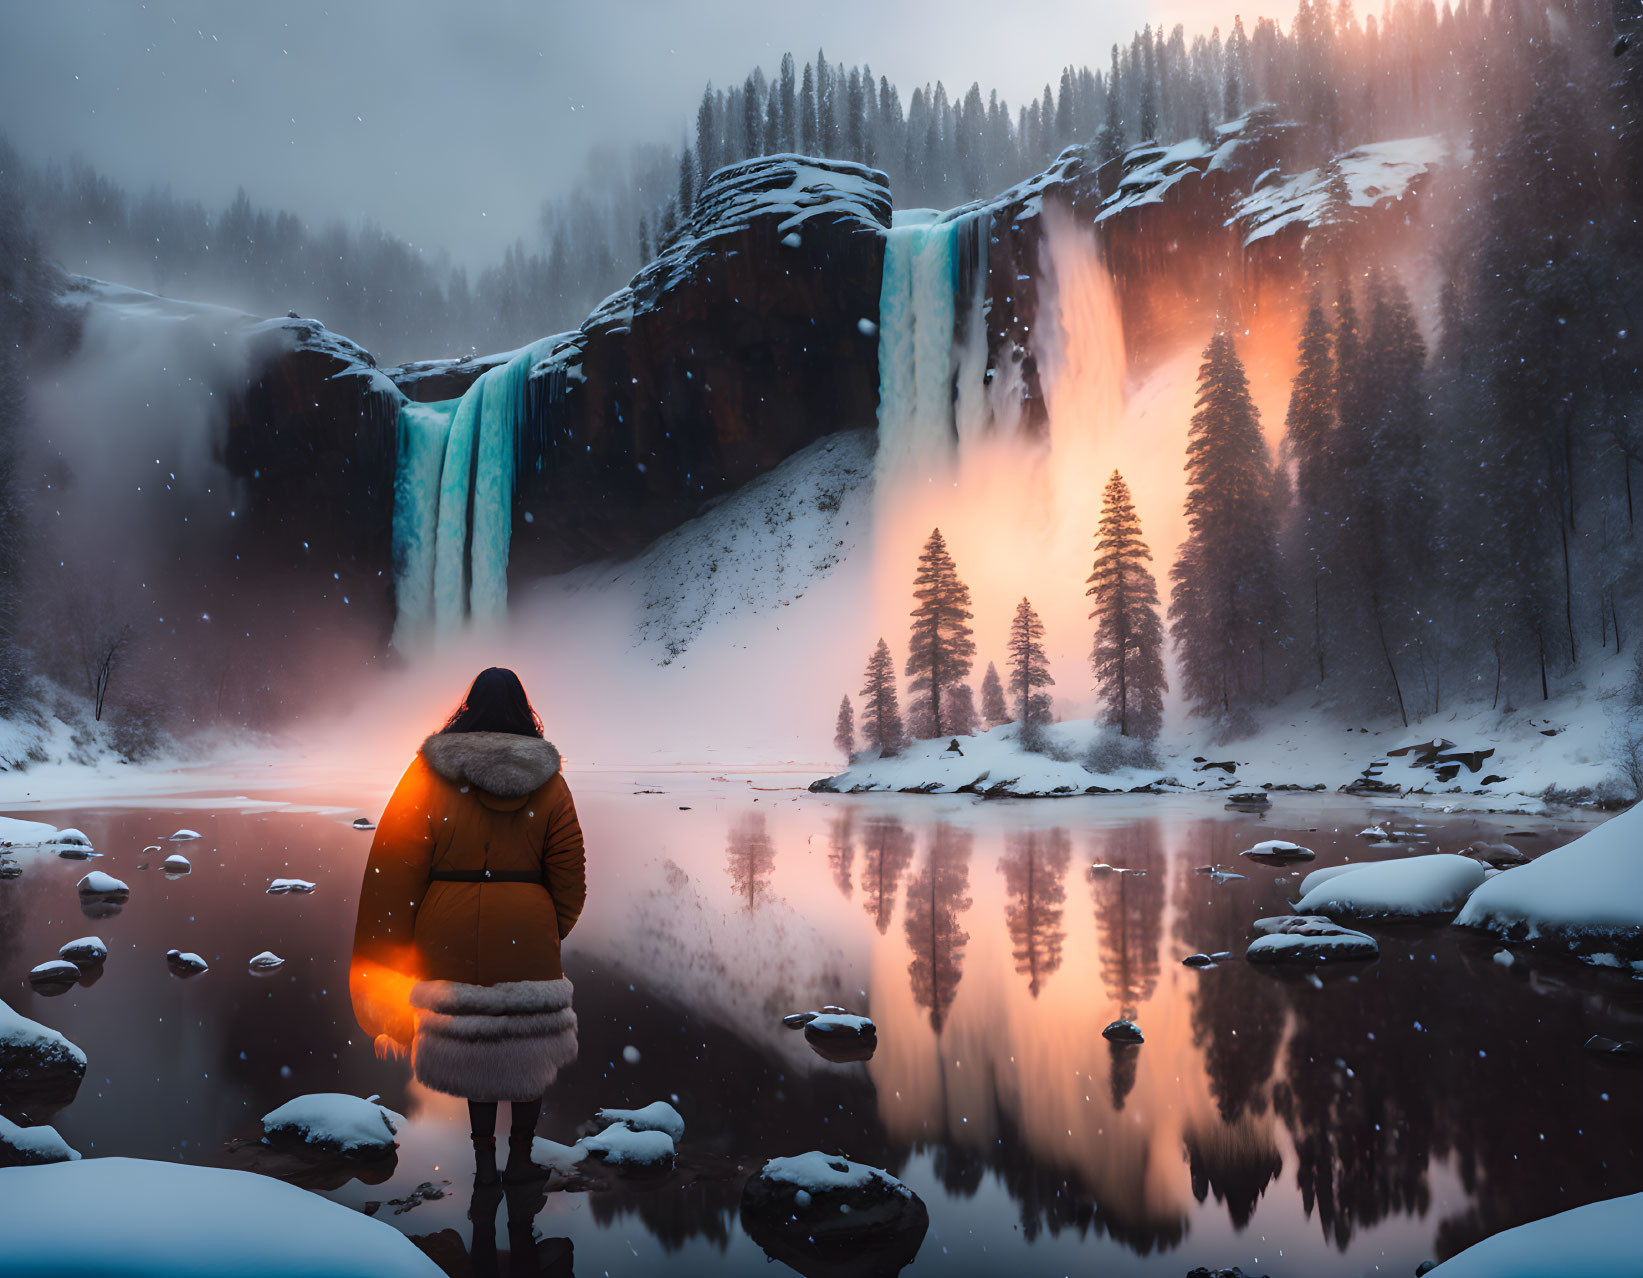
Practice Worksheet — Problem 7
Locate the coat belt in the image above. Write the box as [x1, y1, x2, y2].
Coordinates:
[427, 869, 541, 883]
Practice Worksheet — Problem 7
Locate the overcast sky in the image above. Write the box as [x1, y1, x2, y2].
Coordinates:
[1, 0, 1239, 267]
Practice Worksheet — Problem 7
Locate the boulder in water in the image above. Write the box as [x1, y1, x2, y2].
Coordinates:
[741, 1152, 929, 1277]
[1102, 1019, 1144, 1044]
[1247, 916, 1378, 965]
[75, 871, 128, 900]
[165, 949, 209, 978]
[1239, 839, 1315, 865]
[161, 853, 192, 875]
[58, 937, 107, 968]
[0, 997, 86, 1122]
[1462, 840, 1530, 869]
[0, 1114, 80, 1167]
[267, 878, 316, 895]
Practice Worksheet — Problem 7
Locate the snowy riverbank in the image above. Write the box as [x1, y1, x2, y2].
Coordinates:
[813, 681, 1635, 813]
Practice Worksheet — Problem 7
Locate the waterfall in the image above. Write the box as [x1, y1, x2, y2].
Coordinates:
[392, 336, 559, 647]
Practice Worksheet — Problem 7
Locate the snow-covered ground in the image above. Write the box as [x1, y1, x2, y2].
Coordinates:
[1430, 1190, 1643, 1277]
[1456, 800, 1643, 949]
[0, 1157, 443, 1276]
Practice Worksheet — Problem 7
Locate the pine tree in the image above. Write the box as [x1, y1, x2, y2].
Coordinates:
[905, 529, 977, 739]
[859, 638, 904, 756]
[1007, 597, 1054, 746]
[834, 693, 855, 761]
[1169, 329, 1284, 727]
[980, 661, 1009, 726]
[1087, 471, 1167, 740]
[799, 64, 818, 153]
[677, 151, 697, 219]
[695, 88, 719, 178]
[1283, 292, 1336, 685]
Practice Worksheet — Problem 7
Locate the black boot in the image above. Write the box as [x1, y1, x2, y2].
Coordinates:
[503, 1098, 548, 1184]
[469, 1100, 501, 1187]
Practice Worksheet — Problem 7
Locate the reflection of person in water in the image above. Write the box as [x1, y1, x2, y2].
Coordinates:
[350, 667, 587, 1185]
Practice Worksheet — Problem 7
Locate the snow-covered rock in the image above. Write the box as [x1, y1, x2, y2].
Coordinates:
[580, 1121, 676, 1171]
[593, 1101, 685, 1144]
[1102, 1019, 1144, 1044]
[27, 961, 80, 994]
[47, 829, 96, 859]
[1462, 841, 1530, 869]
[161, 853, 192, 874]
[58, 937, 107, 967]
[1240, 839, 1316, 865]
[783, 1008, 878, 1061]
[0, 1114, 79, 1166]
[0, 857, 19, 880]
[532, 1119, 676, 1176]
[0, 1157, 444, 1276]
[165, 949, 209, 977]
[1295, 863, 1365, 897]
[1427, 1190, 1643, 1276]
[266, 878, 316, 895]
[261, 1093, 403, 1156]
[75, 871, 128, 898]
[0, 998, 86, 1116]
[1455, 805, 1643, 950]
[1246, 917, 1379, 965]
[0, 816, 59, 847]
[741, 1152, 930, 1269]
[248, 951, 285, 973]
[167, 828, 202, 841]
[1292, 853, 1487, 920]
[351, 817, 375, 830]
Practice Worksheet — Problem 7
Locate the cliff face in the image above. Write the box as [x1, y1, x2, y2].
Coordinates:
[507, 155, 890, 576]
[66, 133, 1447, 690]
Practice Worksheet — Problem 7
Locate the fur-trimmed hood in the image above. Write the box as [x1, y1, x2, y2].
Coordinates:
[420, 731, 561, 798]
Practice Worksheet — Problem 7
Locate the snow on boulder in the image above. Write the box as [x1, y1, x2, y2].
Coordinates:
[75, 871, 128, 899]
[165, 949, 209, 977]
[1455, 806, 1643, 950]
[26, 961, 80, 994]
[1103, 1018, 1144, 1044]
[1426, 1190, 1643, 1277]
[0, 1157, 445, 1277]
[58, 937, 106, 967]
[0, 1114, 79, 1166]
[784, 1007, 878, 1062]
[1462, 841, 1530, 869]
[0, 816, 59, 847]
[580, 1121, 676, 1171]
[593, 1101, 684, 1144]
[0, 857, 19, 880]
[351, 817, 375, 830]
[1247, 917, 1379, 965]
[167, 829, 202, 841]
[248, 951, 285, 973]
[1240, 840, 1316, 865]
[1296, 863, 1364, 897]
[161, 853, 192, 874]
[48, 829, 96, 859]
[262, 1093, 403, 1156]
[1292, 854, 1486, 920]
[0, 997, 86, 1119]
[741, 1152, 929, 1272]
[267, 878, 316, 894]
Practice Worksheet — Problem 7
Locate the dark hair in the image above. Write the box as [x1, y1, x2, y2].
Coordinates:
[439, 668, 544, 737]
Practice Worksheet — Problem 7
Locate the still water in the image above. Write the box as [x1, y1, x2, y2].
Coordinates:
[3, 780, 1640, 1276]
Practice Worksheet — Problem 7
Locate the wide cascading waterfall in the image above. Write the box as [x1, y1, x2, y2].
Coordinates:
[392, 335, 559, 647]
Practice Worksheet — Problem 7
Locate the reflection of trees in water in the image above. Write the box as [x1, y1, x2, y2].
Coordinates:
[858, 815, 915, 934]
[889, 1101, 1189, 1254]
[1182, 1118, 1284, 1229]
[723, 812, 776, 912]
[587, 1182, 738, 1253]
[1172, 820, 1286, 1125]
[1090, 825, 1164, 1016]
[1001, 828, 1072, 996]
[828, 810, 855, 897]
[903, 824, 973, 1033]
[1090, 824, 1164, 1109]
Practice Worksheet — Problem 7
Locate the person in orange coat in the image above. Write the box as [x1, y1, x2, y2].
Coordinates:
[351, 667, 586, 1184]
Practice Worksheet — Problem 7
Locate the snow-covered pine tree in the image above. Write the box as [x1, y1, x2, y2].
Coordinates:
[1007, 597, 1054, 747]
[859, 638, 905, 756]
[1087, 471, 1167, 740]
[1169, 329, 1284, 728]
[905, 528, 977, 740]
[834, 693, 855, 761]
[980, 661, 1009, 726]
[1282, 291, 1336, 685]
